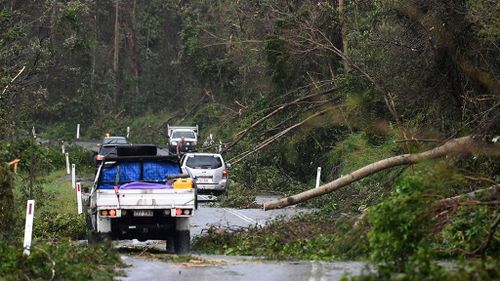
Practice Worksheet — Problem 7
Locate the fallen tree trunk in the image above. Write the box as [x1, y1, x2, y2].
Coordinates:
[264, 136, 499, 210]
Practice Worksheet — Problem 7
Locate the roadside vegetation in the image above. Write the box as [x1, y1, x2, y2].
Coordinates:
[0, 143, 122, 280]
[1, 0, 499, 280]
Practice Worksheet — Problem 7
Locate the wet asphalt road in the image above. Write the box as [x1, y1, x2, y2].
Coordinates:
[115, 201, 372, 281]
[120, 255, 371, 281]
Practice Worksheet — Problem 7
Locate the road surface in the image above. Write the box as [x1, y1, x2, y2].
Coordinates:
[120, 255, 371, 281]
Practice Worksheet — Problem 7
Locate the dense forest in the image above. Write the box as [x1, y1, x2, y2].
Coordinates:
[1, 0, 499, 279]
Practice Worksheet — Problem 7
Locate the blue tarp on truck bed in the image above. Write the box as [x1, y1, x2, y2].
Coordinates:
[99, 160, 180, 189]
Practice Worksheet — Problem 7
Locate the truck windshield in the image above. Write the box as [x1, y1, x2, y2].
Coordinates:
[172, 131, 195, 138]
[186, 155, 222, 169]
[103, 137, 127, 144]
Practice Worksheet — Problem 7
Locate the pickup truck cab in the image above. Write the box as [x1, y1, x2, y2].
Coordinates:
[86, 145, 196, 254]
[180, 153, 230, 196]
[167, 125, 198, 154]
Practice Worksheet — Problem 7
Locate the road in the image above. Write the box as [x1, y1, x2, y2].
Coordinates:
[120, 255, 371, 281]
[72, 140, 370, 280]
[111, 199, 372, 281]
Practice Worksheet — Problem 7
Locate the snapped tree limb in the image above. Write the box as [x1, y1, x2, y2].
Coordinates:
[224, 87, 337, 152]
[228, 107, 334, 164]
[263, 136, 499, 210]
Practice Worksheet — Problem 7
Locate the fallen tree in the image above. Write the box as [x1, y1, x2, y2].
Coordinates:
[263, 136, 499, 210]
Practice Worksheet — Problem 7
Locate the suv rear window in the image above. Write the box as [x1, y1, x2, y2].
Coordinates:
[185, 155, 222, 169]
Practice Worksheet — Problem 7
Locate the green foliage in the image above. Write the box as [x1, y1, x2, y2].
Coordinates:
[0, 140, 65, 176]
[0, 164, 14, 235]
[368, 173, 438, 274]
[0, 239, 121, 281]
[193, 214, 342, 260]
[218, 183, 258, 208]
[65, 145, 95, 174]
[34, 212, 87, 240]
[265, 33, 296, 92]
[440, 206, 499, 255]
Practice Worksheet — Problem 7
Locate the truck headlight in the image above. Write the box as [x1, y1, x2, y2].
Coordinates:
[171, 141, 178, 146]
[186, 142, 190, 146]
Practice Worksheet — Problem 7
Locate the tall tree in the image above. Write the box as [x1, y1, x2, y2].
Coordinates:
[113, 0, 121, 103]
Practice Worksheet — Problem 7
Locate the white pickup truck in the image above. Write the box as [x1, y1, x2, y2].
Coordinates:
[167, 125, 199, 154]
[85, 145, 196, 254]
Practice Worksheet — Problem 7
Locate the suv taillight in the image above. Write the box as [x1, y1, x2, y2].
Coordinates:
[222, 168, 228, 178]
[96, 155, 104, 161]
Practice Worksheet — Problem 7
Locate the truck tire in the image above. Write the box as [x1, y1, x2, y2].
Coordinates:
[174, 230, 190, 255]
[166, 235, 175, 254]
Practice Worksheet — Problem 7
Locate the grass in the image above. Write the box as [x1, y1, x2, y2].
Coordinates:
[39, 169, 77, 214]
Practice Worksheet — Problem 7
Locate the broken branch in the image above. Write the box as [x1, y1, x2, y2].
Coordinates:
[229, 107, 333, 164]
[264, 136, 499, 210]
[224, 88, 337, 152]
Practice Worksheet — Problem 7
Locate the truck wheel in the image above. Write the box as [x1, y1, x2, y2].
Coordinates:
[174, 230, 190, 255]
[166, 235, 175, 254]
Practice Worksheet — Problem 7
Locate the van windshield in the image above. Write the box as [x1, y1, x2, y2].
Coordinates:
[185, 155, 222, 169]
[172, 131, 195, 138]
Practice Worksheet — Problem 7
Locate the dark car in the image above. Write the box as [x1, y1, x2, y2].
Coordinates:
[94, 136, 129, 166]
[95, 144, 128, 166]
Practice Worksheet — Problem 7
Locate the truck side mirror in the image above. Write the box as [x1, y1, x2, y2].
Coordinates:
[225, 163, 232, 169]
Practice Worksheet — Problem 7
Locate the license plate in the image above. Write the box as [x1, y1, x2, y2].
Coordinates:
[133, 210, 153, 217]
[197, 177, 212, 183]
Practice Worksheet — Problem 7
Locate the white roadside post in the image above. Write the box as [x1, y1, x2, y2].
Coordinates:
[71, 164, 76, 189]
[65, 153, 70, 174]
[76, 182, 83, 215]
[126, 126, 130, 138]
[315, 167, 321, 188]
[76, 124, 80, 139]
[23, 200, 35, 256]
[61, 141, 65, 154]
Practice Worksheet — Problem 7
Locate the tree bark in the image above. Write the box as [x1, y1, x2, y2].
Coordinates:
[263, 136, 499, 210]
[113, 0, 120, 73]
[113, 0, 121, 104]
[338, 0, 349, 72]
[128, 0, 140, 97]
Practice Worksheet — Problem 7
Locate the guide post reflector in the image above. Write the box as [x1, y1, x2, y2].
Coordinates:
[23, 200, 35, 256]
[76, 182, 83, 214]
[71, 164, 76, 189]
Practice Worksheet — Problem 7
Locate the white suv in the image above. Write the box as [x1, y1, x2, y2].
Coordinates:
[180, 153, 230, 195]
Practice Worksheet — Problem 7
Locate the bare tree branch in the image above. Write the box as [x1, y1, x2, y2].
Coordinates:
[1, 66, 26, 97]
